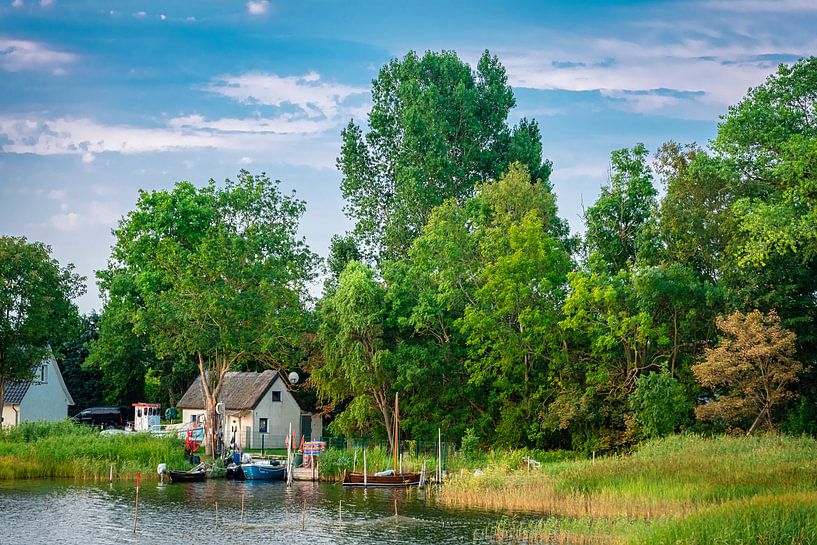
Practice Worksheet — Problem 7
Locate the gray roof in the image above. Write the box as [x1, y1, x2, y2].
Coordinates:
[3, 382, 31, 405]
[177, 370, 287, 410]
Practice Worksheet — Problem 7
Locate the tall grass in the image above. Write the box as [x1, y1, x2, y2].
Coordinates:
[0, 421, 189, 481]
[446, 434, 817, 545]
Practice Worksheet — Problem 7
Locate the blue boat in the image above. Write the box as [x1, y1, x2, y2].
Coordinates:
[241, 459, 286, 481]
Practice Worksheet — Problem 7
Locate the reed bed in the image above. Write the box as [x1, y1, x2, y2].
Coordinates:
[443, 434, 817, 545]
[0, 421, 189, 481]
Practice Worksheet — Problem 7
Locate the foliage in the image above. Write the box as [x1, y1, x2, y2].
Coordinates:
[628, 366, 691, 439]
[460, 427, 479, 454]
[57, 312, 104, 413]
[0, 236, 84, 419]
[100, 171, 318, 456]
[584, 143, 657, 273]
[313, 261, 398, 449]
[692, 310, 802, 434]
[338, 49, 550, 262]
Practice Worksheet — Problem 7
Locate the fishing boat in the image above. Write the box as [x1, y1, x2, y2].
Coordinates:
[241, 459, 286, 481]
[341, 469, 421, 487]
[167, 467, 207, 483]
[341, 393, 422, 488]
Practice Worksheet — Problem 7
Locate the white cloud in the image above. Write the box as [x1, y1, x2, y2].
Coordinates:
[208, 71, 367, 118]
[168, 113, 336, 134]
[0, 115, 340, 168]
[239, 156, 253, 164]
[0, 38, 76, 73]
[47, 189, 67, 201]
[246, 1, 269, 15]
[133, 11, 147, 18]
[11, 0, 23, 8]
[50, 200, 122, 232]
[38, 0, 52, 6]
[160, 14, 166, 20]
[702, 0, 817, 12]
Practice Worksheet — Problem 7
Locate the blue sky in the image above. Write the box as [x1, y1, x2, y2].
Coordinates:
[1, 0, 815, 312]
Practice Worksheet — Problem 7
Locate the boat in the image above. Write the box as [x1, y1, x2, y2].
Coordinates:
[341, 393, 422, 488]
[342, 469, 421, 487]
[167, 467, 207, 483]
[241, 459, 286, 481]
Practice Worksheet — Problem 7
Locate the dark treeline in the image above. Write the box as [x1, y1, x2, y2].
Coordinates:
[46, 52, 817, 453]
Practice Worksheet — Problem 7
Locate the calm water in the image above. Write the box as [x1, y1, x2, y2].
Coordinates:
[0, 479, 513, 545]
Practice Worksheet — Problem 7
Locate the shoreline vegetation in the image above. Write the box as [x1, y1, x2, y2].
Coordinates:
[3, 424, 816, 544]
[0, 422, 188, 481]
[443, 433, 817, 544]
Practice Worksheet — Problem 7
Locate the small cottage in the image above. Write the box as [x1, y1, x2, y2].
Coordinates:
[176, 370, 322, 450]
[1, 350, 74, 427]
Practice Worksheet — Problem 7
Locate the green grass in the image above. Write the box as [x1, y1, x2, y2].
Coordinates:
[444, 433, 817, 545]
[0, 421, 190, 481]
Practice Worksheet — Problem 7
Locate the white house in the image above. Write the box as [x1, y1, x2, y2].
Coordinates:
[1, 351, 74, 427]
[176, 370, 322, 450]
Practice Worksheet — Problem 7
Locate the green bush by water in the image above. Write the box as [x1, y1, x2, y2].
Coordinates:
[0, 421, 189, 480]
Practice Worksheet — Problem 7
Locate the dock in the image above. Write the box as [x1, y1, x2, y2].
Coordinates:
[291, 465, 320, 481]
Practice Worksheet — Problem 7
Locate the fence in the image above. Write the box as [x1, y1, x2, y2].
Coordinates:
[319, 436, 455, 471]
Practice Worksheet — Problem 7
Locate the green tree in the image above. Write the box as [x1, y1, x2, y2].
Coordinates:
[313, 261, 398, 450]
[628, 365, 691, 439]
[584, 144, 657, 273]
[338, 49, 550, 262]
[57, 312, 103, 413]
[0, 236, 84, 420]
[102, 171, 318, 456]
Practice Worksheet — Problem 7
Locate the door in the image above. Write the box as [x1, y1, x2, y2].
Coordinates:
[300, 414, 312, 441]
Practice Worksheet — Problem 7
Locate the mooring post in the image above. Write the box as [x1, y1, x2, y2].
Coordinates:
[363, 448, 368, 488]
[109, 464, 113, 484]
[133, 472, 141, 533]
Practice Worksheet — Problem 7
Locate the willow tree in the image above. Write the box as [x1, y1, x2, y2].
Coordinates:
[313, 261, 397, 451]
[102, 171, 317, 457]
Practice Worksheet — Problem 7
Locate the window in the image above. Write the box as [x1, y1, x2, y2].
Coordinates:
[271, 390, 281, 402]
[259, 418, 268, 434]
[40, 364, 48, 383]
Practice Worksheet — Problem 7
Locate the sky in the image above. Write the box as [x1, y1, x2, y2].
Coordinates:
[1, 0, 815, 313]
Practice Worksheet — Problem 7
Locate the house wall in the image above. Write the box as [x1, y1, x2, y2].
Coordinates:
[18, 357, 71, 424]
[250, 385, 301, 449]
[180, 385, 304, 450]
[2, 405, 20, 427]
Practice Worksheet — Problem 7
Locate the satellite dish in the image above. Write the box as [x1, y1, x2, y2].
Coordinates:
[288, 371, 300, 384]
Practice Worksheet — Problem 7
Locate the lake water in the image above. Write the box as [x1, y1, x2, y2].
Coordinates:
[0, 479, 512, 544]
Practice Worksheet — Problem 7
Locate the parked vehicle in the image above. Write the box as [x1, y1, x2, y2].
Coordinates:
[70, 406, 129, 428]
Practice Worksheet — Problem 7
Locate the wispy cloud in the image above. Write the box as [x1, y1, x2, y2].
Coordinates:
[50, 200, 121, 232]
[207, 71, 367, 118]
[493, 2, 817, 119]
[0, 37, 76, 73]
[246, 1, 270, 16]
[0, 115, 341, 168]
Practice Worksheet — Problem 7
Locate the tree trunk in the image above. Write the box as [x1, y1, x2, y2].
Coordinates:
[372, 389, 394, 453]
[197, 352, 218, 461]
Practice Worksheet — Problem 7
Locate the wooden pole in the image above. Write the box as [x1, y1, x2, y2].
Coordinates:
[393, 393, 399, 473]
[133, 472, 140, 533]
[437, 428, 442, 483]
[363, 448, 368, 488]
[109, 464, 114, 484]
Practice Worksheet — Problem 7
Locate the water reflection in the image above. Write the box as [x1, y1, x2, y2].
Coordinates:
[0, 480, 507, 544]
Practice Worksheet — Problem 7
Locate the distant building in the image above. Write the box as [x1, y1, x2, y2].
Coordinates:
[1, 350, 74, 427]
[176, 370, 322, 449]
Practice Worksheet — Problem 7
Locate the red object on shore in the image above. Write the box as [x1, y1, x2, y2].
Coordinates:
[299, 435, 305, 452]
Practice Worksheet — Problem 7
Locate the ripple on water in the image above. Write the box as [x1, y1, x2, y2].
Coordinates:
[0, 479, 513, 545]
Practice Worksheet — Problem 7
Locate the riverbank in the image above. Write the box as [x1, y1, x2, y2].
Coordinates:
[0, 421, 189, 480]
[442, 433, 817, 544]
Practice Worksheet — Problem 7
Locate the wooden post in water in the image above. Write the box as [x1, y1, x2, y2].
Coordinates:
[109, 464, 113, 484]
[363, 448, 368, 488]
[437, 428, 442, 484]
[133, 472, 141, 533]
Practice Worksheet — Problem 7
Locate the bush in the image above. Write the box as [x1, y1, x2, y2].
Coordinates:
[629, 365, 691, 438]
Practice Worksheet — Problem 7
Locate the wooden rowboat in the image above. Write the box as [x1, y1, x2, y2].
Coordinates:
[342, 469, 421, 488]
[168, 468, 207, 483]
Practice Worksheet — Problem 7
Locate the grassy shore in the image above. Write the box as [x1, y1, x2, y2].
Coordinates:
[0, 421, 189, 481]
[441, 433, 817, 545]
